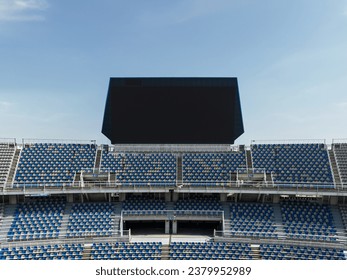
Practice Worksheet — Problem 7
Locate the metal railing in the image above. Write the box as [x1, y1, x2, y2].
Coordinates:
[251, 139, 327, 145]
[1, 179, 347, 195]
[21, 138, 96, 145]
[214, 230, 347, 249]
[0, 231, 131, 249]
[122, 209, 224, 219]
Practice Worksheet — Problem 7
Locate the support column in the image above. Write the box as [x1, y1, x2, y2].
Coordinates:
[66, 194, 74, 203]
[9, 195, 17, 205]
[220, 193, 227, 202]
[172, 192, 179, 202]
[273, 195, 280, 204]
[165, 220, 170, 234]
[165, 192, 171, 202]
[172, 220, 177, 234]
[119, 193, 126, 202]
[330, 196, 338, 205]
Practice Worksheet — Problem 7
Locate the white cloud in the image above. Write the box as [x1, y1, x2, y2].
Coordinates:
[0, 0, 48, 21]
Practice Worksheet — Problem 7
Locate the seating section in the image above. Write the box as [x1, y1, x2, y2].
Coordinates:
[280, 201, 337, 241]
[91, 242, 162, 260]
[227, 203, 277, 238]
[14, 143, 96, 186]
[0, 204, 3, 229]
[183, 152, 246, 186]
[333, 143, 347, 185]
[259, 244, 345, 260]
[339, 205, 347, 231]
[175, 195, 222, 215]
[7, 198, 65, 241]
[251, 144, 333, 187]
[123, 195, 166, 215]
[0, 143, 15, 184]
[0, 244, 84, 260]
[66, 203, 116, 237]
[170, 242, 252, 260]
[101, 152, 176, 186]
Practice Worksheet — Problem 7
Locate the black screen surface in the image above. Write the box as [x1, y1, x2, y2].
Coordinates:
[102, 78, 243, 144]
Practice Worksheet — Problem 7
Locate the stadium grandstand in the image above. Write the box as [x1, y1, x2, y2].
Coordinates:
[1, 78, 347, 260]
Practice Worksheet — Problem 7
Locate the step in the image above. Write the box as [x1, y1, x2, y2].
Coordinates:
[0, 205, 18, 242]
[161, 244, 170, 260]
[82, 244, 93, 260]
[250, 244, 260, 260]
[246, 150, 253, 169]
[272, 204, 286, 238]
[176, 153, 182, 185]
[58, 203, 73, 239]
[328, 149, 341, 185]
[6, 148, 21, 184]
[94, 149, 102, 169]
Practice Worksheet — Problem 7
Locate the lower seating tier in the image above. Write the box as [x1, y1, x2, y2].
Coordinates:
[0, 243, 84, 260]
[91, 242, 162, 260]
[259, 244, 345, 260]
[170, 242, 253, 260]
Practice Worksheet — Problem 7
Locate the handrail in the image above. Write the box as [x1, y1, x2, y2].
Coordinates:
[1, 180, 347, 195]
[251, 139, 326, 145]
[214, 230, 347, 249]
[0, 231, 131, 249]
[22, 139, 96, 145]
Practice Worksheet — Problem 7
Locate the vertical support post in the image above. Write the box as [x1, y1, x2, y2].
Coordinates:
[172, 220, 177, 234]
[120, 210, 123, 237]
[165, 220, 170, 234]
[9, 195, 17, 205]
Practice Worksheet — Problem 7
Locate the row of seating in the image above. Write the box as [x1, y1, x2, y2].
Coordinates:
[0, 142, 345, 188]
[7, 198, 65, 241]
[0, 143, 15, 184]
[1, 241, 344, 260]
[227, 203, 277, 238]
[14, 143, 96, 185]
[252, 144, 334, 186]
[101, 152, 177, 186]
[259, 244, 345, 260]
[169, 242, 253, 260]
[182, 152, 246, 186]
[66, 203, 116, 237]
[90, 242, 162, 260]
[0, 244, 84, 260]
[3, 197, 344, 242]
[280, 201, 337, 241]
[339, 205, 347, 231]
[333, 143, 347, 185]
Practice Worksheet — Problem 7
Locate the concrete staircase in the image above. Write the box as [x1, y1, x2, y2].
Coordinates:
[328, 149, 342, 186]
[265, 173, 274, 187]
[176, 153, 182, 186]
[222, 202, 231, 233]
[0, 204, 4, 241]
[6, 148, 21, 184]
[272, 204, 286, 238]
[112, 202, 123, 236]
[161, 244, 170, 260]
[250, 244, 260, 260]
[94, 148, 102, 169]
[58, 203, 73, 239]
[330, 205, 347, 241]
[0, 205, 17, 242]
[246, 150, 253, 169]
[82, 244, 93, 260]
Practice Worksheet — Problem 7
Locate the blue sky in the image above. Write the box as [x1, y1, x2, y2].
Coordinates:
[0, 0, 347, 145]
